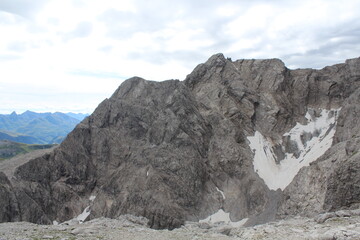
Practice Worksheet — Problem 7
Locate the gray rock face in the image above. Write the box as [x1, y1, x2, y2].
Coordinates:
[0, 172, 19, 222]
[0, 53, 359, 229]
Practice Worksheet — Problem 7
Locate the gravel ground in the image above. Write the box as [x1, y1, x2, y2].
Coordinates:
[1, 210, 360, 240]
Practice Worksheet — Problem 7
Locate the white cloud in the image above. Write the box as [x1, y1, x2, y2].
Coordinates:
[0, 0, 360, 113]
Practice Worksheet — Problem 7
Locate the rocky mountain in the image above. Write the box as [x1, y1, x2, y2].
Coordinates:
[0, 111, 87, 144]
[0, 54, 359, 230]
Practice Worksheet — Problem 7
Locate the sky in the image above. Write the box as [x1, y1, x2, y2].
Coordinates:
[1, 0, 360, 114]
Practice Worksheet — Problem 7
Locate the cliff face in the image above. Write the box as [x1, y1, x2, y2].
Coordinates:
[0, 54, 359, 229]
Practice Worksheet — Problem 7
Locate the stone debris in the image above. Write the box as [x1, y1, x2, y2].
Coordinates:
[0, 210, 359, 240]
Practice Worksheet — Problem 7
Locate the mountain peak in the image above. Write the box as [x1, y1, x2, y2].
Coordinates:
[204, 53, 227, 65]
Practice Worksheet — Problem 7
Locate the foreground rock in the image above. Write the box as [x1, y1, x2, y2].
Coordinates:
[0, 54, 360, 229]
[1, 210, 360, 240]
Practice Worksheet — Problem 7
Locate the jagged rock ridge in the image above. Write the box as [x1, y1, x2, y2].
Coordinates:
[0, 54, 359, 229]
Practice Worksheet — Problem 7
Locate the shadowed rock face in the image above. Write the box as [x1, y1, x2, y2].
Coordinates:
[0, 54, 360, 229]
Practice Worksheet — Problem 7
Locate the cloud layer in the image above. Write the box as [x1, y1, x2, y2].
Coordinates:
[1, 0, 360, 113]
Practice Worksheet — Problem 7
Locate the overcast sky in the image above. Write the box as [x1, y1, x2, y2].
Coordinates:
[1, 0, 360, 114]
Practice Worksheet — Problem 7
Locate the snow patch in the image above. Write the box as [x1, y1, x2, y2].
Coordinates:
[53, 220, 58, 225]
[216, 187, 226, 200]
[247, 108, 340, 190]
[199, 209, 248, 227]
[76, 206, 91, 223]
[89, 195, 96, 201]
[230, 217, 248, 228]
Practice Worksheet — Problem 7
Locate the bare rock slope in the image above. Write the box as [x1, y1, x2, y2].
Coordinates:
[0, 54, 360, 229]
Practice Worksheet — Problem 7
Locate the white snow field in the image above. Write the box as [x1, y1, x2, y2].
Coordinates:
[247, 108, 340, 190]
[199, 209, 248, 227]
[76, 206, 91, 223]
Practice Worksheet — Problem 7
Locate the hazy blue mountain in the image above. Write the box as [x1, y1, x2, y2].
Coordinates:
[65, 112, 89, 121]
[0, 130, 39, 144]
[0, 111, 83, 144]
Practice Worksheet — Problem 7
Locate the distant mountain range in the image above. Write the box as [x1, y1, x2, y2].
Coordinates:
[64, 112, 89, 121]
[0, 111, 88, 144]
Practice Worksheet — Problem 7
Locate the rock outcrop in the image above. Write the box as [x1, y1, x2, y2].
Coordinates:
[0, 53, 359, 229]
